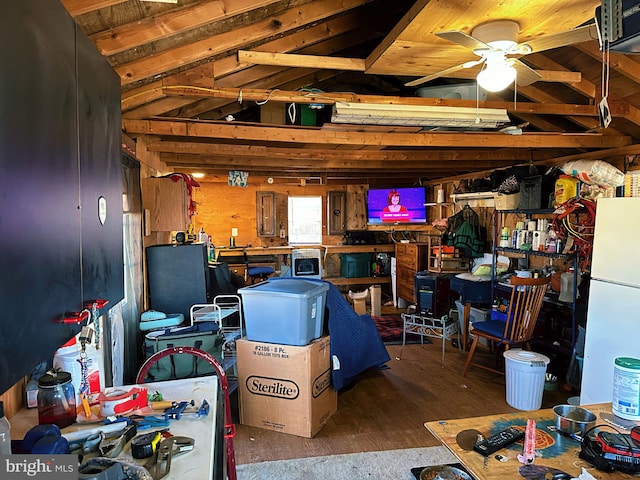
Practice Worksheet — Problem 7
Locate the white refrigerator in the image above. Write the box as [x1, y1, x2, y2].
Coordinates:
[580, 197, 640, 405]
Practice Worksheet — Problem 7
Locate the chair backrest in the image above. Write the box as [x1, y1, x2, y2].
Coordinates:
[502, 276, 551, 344]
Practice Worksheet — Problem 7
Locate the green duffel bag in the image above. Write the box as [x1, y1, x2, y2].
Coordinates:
[143, 321, 224, 381]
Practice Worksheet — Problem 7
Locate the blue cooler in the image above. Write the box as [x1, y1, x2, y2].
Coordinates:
[238, 278, 329, 345]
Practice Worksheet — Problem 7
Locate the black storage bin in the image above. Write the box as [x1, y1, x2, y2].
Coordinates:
[518, 175, 542, 210]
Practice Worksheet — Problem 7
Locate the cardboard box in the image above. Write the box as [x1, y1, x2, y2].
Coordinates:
[237, 335, 337, 438]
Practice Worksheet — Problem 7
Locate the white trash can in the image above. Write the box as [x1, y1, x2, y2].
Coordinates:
[503, 349, 550, 411]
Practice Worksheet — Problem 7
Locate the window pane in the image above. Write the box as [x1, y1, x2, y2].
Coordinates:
[288, 196, 322, 244]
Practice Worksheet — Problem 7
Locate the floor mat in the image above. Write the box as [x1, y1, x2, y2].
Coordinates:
[372, 315, 431, 345]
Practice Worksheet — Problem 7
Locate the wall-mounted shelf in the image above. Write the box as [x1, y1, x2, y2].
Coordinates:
[451, 192, 495, 208]
[495, 247, 569, 259]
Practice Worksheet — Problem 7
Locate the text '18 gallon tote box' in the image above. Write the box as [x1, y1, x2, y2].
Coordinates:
[237, 335, 337, 438]
[238, 278, 329, 346]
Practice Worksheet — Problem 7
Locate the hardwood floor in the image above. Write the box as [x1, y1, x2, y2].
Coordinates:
[231, 339, 571, 465]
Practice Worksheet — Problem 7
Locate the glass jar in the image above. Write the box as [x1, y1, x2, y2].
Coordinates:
[37, 370, 76, 428]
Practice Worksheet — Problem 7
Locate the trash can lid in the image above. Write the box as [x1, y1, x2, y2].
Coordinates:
[503, 349, 550, 365]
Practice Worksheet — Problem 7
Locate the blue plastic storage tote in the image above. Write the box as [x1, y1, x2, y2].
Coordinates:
[238, 278, 329, 346]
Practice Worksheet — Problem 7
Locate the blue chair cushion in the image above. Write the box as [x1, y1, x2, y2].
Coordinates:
[472, 319, 509, 339]
[248, 266, 274, 276]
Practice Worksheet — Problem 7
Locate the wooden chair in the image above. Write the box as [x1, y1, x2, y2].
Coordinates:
[462, 275, 551, 377]
[137, 347, 237, 480]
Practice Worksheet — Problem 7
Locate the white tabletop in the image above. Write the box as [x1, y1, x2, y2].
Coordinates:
[12, 377, 221, 479]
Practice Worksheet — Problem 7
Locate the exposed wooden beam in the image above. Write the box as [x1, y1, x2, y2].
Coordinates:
[121, 13, 363, 112]
[237, 50, 581, 84]
[147, 141, 540, 162]
[61, 0, 127, 17]
[161, 153, 509, 169]
[238, 51, 366, 71]
[576, 42, 640, 84]
[161, 86, 603, 117]
[92, 1, 283, 56]
[122, 119, 632, 148]
[115, 0, 369, 86]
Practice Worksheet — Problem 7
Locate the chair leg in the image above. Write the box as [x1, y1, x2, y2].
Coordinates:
[462, 335, 480, 377]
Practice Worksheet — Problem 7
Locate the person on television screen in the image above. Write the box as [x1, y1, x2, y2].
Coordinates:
[381, 190, 410, 222]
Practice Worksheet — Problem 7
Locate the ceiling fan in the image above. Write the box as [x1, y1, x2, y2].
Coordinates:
[405, 20, 598, 90]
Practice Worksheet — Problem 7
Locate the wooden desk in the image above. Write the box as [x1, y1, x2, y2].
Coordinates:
[11, 378, 223, 480]
[425, 403, 635, 479]
[216, 246, 294, 256]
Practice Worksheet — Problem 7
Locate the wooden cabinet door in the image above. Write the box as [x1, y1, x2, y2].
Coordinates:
[346, 185, 367, 231]
[142, 177, 189, 232]
[256, 191, 276, 237]
[395, 243, 428, 303]
[327, 191, 346, 235]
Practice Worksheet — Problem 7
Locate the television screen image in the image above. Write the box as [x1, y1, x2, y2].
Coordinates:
[367, 187, 427, 225]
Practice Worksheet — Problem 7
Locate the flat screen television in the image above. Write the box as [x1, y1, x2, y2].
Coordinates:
[366, 187, 427, 225]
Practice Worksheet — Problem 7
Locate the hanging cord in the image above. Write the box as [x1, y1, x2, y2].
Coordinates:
[255, 89, 280, 106]
[552, 197, 597, 270]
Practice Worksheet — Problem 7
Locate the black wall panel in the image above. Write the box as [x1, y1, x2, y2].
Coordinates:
[147, 244, 210, 320]
[0, 1, 123, 394]
[77, 26, 124, 308]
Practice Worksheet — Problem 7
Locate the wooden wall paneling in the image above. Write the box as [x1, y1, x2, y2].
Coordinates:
[192, 182, 258, 248]
[346, 184, 367, 231]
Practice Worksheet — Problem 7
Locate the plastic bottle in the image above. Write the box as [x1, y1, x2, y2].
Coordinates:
[554, 175, 579, 206]
[499, 227, 510, 247]
[0, 401, 11, 455]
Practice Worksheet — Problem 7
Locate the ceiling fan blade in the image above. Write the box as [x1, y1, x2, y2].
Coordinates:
[436, 30, 492, 51]
[404, 59, 483, 87]
[513, 59, 543, 86]
[517, 23, 598, 54]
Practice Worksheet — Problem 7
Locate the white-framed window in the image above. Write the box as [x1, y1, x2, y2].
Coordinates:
[288, 196, 322, 244]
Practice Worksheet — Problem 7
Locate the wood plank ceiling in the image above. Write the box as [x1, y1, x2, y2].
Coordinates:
[63, 0, 640, 185]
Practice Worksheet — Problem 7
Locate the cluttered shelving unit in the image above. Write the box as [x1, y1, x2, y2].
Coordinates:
[491, 208, 578, 349]
[190, 294, 244, 393]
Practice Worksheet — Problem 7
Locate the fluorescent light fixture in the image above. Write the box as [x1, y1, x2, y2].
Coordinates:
[331, 102, 510, 128]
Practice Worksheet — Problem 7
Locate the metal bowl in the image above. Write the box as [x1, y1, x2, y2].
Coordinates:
[553, 404, 597, 436]
[419, 465, 473, 480]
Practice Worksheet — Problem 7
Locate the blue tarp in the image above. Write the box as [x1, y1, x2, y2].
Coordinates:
[266, 277, 390, 390]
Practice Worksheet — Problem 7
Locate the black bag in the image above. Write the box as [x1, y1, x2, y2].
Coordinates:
[518, 175, 542, 210]
[144, 321, 224, 381]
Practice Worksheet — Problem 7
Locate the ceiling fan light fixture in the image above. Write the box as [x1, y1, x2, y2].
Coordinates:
[477, 58, 517, 92]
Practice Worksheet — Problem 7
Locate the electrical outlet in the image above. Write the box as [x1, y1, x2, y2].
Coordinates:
[280, 229, 286, 238]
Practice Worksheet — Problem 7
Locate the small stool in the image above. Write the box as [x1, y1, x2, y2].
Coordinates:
[348, 289, 369, 315]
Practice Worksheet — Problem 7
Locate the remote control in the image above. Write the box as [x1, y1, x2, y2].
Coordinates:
[473, 426, 525, 456]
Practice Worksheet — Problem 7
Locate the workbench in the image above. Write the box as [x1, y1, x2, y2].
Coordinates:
[10, 377, 224, 479]
[215, 244, 394, 288]
[424, 403, 635, 479]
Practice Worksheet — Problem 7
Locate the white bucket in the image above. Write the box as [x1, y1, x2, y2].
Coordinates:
[504, 349, 550, 411]
[613, 357, 640, 420]
[53, 338, 103, 404]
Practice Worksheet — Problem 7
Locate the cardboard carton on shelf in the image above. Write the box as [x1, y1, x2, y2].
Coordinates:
[237, 335, 337, 438]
